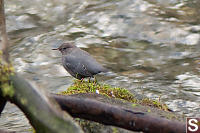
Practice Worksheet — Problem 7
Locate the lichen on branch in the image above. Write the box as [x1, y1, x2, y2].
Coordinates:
[0, 51, 14, 97]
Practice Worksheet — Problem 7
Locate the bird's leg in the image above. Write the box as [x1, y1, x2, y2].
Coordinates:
[94, 77, 99, 94]
[94, 77, 97, 84]
[81, 78, 84, 82]
[85, 81, 90, 91]
[88, 77, 91, 83]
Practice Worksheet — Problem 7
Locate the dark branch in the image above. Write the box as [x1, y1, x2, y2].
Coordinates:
[0, 95, 6, 114]
[52, 94, 186, 133]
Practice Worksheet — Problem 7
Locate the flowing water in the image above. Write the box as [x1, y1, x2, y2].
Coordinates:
[1, 0, 200, 132]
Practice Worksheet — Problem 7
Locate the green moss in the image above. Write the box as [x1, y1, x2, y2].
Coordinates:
[75, 118, 122, 133]
[131, 104, 138, 108]
[0, 51, 15, 97]
[60, 79, 169, 111]
[75, 118, 102, 133]
[112, 127, 119, 133]
[60, 80, 136, 103]
[139, 98, 169, 111]
[1, 83, 14, 97]
[24, 128, 35, 133]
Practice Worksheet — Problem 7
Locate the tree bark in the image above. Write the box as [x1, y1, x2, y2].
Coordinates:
[0, 0, 9, 63]
[52, 94, 186, 133]
[4, 74, 83, 133]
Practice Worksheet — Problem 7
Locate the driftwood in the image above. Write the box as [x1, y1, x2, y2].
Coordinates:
[52, 94, 186, 133]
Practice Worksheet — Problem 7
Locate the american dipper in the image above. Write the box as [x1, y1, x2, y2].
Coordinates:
[52, 43, 107, 80]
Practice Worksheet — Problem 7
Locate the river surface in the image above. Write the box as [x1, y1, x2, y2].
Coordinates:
[1, 0, 200, 132]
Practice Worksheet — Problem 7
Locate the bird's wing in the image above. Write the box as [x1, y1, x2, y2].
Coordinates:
[63, 55, 93, 77]
[77, 49, 107, 74]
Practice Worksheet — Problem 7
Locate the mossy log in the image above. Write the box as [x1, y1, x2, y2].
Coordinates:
[60, 80, 170, 111]
[0, 74, 83, 133]
[52, 94, 185, 133]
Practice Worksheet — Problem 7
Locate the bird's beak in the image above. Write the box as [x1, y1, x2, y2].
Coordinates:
[52, 48, 59, 50]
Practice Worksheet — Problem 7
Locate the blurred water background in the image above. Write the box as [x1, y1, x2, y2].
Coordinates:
[0, 0, 200, 132]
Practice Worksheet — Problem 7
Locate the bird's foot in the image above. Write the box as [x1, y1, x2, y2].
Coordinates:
[80, 78, 84, 82]
[94, 77, 98, 84]
[88, 77, 91, 83]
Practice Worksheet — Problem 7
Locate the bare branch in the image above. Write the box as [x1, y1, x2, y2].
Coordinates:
[5, 74, 83, 133]
[52, 94, 185, 133]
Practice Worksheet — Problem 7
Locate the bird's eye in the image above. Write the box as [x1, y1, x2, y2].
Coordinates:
[63, 48, 67, 50]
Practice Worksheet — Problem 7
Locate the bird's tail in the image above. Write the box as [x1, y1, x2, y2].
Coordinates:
[101, 67, 109, 72]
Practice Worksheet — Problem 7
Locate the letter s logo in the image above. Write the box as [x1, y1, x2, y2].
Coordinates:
[188, 119, 198, 132]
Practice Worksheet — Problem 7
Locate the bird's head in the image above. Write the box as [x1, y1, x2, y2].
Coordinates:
[52, 43, 76, 54]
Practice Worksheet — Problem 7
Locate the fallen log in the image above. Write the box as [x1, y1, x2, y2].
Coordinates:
[52, 94, 186, 133]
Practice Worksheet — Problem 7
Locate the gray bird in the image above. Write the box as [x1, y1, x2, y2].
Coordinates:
[52, 43, 107, 80]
